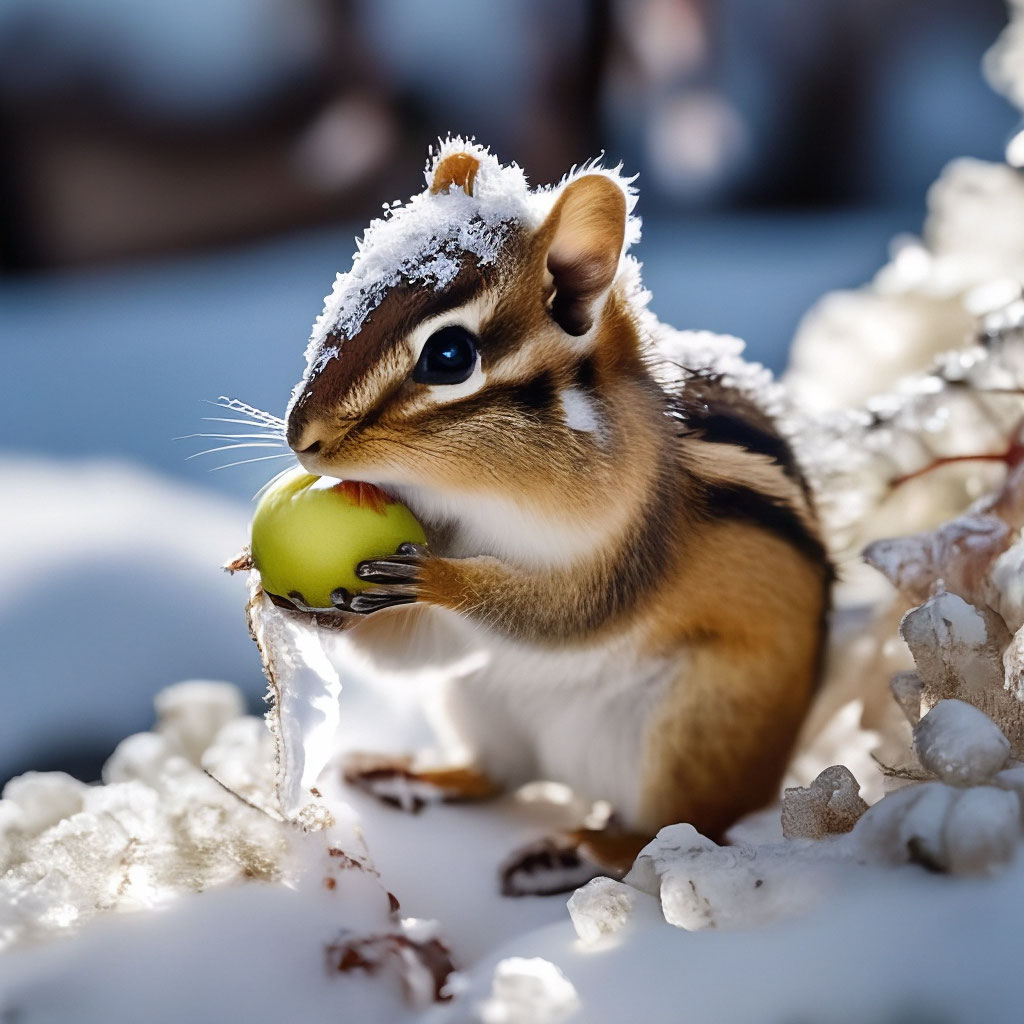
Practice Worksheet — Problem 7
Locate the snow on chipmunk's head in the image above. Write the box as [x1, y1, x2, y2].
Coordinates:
[286, 138, 641, 507]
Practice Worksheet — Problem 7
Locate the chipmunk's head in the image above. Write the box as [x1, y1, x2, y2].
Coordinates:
[286, 140, 643, 555]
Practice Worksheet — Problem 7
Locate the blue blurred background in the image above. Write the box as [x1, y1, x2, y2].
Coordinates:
[0, 0, 1017, 783]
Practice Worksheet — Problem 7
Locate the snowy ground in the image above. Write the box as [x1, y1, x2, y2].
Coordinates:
[4, 666, 1024, 1024]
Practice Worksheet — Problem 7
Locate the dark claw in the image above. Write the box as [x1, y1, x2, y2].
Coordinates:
[499, 836, 603, 897]
[356, 556, 421, 584]
[329, 587, 353, 610]
[286, 590, 338, 614]
[349, 590, 417, 614]
[397, 542, 429, 557]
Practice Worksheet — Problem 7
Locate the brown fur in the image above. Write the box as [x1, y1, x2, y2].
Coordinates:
[572, 828, 652, 876]
[431, 152, 480, 196]
[638, 524, 826, 838]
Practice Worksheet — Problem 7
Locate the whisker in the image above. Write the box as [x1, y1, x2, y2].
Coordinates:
[252, 462, 299, 501]
[177, 432, 286, 442]
[201, 417, 286, 433]
[210, 453, 295, 472]
[207, 397, 286, 429]
[190, 396, 293, 475]
[187, 442, 284, 461]
[201, 406, 267, 427]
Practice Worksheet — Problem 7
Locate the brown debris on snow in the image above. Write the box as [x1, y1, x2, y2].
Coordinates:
[327, 928, 456, 1007]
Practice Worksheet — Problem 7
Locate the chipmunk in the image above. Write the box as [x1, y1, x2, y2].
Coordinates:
[284, 140, 831, 895]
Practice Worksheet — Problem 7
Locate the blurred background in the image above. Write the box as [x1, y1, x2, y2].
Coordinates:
[0, 0, 1017, 784]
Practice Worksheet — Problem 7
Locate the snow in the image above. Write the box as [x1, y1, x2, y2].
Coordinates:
[1000, 0, 1024, 118]
[302, 139, 529, 374]
[913, 699, 1010, 786]
[246, 581, 343, 818]
[853, 780, 1021, 875]
[473, 957, 581, 1024]
[985, 537, 1024, 632]
[297, 137, 647, 402]
[566, 877, 639, 946]
[151, 679, 246, 763]
[425, 859, 1024, 1024]
[0, 883, 412, 1023]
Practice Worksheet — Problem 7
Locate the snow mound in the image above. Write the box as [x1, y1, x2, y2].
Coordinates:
[0, 679, 454, 1018]
[473, 957, 580, 1024]
[0, 681, 287, 952]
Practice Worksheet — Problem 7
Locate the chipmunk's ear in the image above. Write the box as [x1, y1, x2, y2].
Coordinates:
[541, 174, 627, 336]
[431, 152, 480, 196]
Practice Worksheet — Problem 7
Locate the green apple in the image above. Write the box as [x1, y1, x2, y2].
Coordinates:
[251, 468, 426, 607]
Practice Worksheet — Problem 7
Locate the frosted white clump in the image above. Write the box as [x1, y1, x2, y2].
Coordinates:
[787, 158, 1024, 419]
[0, 686, 293, 951]
[900, 592, 1008, 694]
[623, 822, 717, 899]
[153, 679, 247, 764]
[0, 771, 87, 840]
[201, 714, 279, 808]
[924, 159, 1024, 287]
[985, 0, 1024, 112]
[567, 876, 639, 946]
[247, 576, 343, 820]
[992, 762, 1024, 817]
[864, 513, 1011, 607]
[1003, 626, 1024, 701]
[913, 699, 1010, 785]
[942, 785, 1022, 873]
[985, 537, 1024, 632]
[625, 824, 849, 931]
[852, 779, 1021, 874]
[789, 289, 972, 412]
[102, 731, 179, 787]
[476, 957, 580, 1024]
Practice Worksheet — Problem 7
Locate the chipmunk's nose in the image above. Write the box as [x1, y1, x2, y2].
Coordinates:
[286, 417, 325, 455]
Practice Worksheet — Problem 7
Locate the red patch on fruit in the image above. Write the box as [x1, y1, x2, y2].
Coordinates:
[332, 480, 393, 515]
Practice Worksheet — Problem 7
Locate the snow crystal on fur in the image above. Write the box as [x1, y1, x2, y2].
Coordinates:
[300, 138, 642, 383]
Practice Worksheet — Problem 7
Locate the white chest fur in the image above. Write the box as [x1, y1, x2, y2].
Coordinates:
[391, 485, 624, 570]
[348, 609, 679, 827]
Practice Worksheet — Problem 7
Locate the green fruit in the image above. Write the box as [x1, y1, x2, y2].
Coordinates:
[251, 468, 426, 607]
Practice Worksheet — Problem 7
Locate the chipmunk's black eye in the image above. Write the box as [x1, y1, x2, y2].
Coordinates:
[413, 326, 478, 385]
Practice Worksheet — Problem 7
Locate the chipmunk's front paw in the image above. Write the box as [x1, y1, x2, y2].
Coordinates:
[499, 835, 607, 897]
[270, 589, 353, 629]
[342, 751, 444, 813]
[348, 542, 430, 614]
